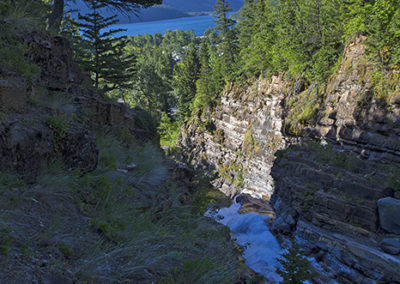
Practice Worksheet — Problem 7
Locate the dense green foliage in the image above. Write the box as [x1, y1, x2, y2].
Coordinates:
[0, 0, 45, 82]
[114, 30, 198, 115]
[2, 0, 400, 145]
[1, 0, 400, 281]
[214, 0, 238, 81]
[236, 0, 400, 81]
[276, 241, 312, 284]
[149, 0, 399, 146]
[173, 43, 200, 120]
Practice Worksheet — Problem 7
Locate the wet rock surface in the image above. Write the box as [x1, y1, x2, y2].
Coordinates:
[270, 144, 400, 282]
[236, 194, 275, 218]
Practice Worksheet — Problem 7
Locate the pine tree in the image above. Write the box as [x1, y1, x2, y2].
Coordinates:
[78, 0, 136, 91]
[173, 43, 200, 120]
[237, 0, 280, 78]
[192, 41, 214, 110]
[276, 241, 312, 284]
[214, 0, 237, 79]
[60, 12, 86, 65]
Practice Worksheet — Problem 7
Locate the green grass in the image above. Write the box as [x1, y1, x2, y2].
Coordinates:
[279, 140, 400, 193]
[0, 134, 246, 282]
[302, 141, 364, 174]
[244, 127, 254, 147]
[285, 84, 321, 135]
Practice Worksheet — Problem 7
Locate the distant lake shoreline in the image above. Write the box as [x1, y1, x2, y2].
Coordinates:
[108, 13, 234, 37]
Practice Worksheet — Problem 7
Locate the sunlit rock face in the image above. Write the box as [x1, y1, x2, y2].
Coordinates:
[178, 76, 289, 199]
[178, 36, 400, 283]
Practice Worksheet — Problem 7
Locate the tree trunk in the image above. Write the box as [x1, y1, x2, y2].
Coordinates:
[48, 0, 64, 33]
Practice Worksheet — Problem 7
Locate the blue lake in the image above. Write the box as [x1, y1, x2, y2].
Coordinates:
[108, 14, 222, 37]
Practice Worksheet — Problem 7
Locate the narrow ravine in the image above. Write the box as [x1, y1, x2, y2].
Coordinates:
[206, 198, 283, 283]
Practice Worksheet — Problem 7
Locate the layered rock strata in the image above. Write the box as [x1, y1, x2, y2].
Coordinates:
[178, 76, 289, 198]
[178, 37, 400, 282]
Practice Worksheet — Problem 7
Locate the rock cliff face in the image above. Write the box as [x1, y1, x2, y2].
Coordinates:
[179, 76, 289, 198]
[0, 32, 153, 182]
[178, 37, 400, 282]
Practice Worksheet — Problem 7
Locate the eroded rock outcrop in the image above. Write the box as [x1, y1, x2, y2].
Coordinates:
[310, 36, 400, 164]
[0, 31, 153, 181]
[178, 36, 400, 282]
[178, 76, 289, 198]
[270, 144, 400, 282]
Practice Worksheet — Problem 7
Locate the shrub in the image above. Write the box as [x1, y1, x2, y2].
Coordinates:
[276, 241, 312, 284]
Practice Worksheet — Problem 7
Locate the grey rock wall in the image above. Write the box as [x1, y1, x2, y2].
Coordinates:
[178, 36, 400, 283]
[178, 76, 288, 198]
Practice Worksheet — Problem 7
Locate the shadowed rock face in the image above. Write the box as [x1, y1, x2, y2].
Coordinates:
[0, 75, 27, 113]
[178, 36, 400, 282]
[270, 144, 400, 282]
[378, 197, 400, 234]
[308, 36, 400, 164]
[381, 237, 400, 255]
[0, 32, 154, 182]
[0, 122, 53, 182]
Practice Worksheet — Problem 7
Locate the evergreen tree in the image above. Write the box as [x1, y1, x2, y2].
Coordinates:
[158, 112, 180, 147]
[276, 241, 312, 284]
[60, 12, 87, 66]
[128, 44, 173, 113]
[78, 0, 136, 91]
[214, 0, 237, 80]
[173, 43, 200, 120]
[341, 0, 400, 67]
[237, 0, 280, 78]
[193, 41, 214, 110]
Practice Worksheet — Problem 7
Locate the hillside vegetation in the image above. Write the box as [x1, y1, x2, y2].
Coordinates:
[1, 0, 400, 283]
[0, 1, 257, 282]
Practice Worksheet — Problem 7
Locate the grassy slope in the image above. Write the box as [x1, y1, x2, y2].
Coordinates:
[0, 134, 252, 283]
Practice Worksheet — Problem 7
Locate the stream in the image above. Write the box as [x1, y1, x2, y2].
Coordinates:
[206, 198, 283, 283]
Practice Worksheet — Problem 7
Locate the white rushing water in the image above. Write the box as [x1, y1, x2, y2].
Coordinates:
[206, 201, 283, 283]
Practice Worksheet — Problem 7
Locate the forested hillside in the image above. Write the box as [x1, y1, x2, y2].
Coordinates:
[172, 0, 400, 282]
[0, 0, 253, 282]
[118, 0, 399, 149]
[1, 0, 400, 283]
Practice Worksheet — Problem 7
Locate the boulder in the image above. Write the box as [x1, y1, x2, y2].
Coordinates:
[0, 122, 52, 182]
[0, 121, 98, 182]
[380, 237, 400, 255]
[0, 75, 27, 113]
[378, 197, 400, 234]
[61, 127, 98, 175]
